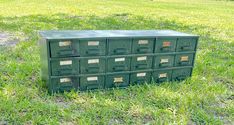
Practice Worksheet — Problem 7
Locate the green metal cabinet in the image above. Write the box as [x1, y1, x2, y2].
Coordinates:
[132, 38, 154, 54]
[39, 30, 198, 93]
[130, 71, 151, 85]
[107, 56, 131, 72]
[108, 38, 132, 55]
[80, 75, 105, 91]
[131, 55, 153, 70]
[80, 57, 106, 74]
[105, 73, 130, 88]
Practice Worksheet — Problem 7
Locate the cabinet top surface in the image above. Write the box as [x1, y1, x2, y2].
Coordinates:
[39, 30, 198, 39]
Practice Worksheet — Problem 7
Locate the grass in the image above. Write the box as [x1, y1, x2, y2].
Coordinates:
[0, 0, 233, 124]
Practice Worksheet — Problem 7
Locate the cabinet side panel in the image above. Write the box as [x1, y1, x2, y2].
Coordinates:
[39, 38, 50, 87]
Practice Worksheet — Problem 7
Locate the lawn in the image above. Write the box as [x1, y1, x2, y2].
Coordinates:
[0, 0, 233, 124]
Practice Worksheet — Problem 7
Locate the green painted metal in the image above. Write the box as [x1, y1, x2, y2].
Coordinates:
[39, 30, 198, 93]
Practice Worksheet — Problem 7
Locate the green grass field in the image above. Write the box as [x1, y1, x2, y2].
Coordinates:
[0, 0, 233, 124]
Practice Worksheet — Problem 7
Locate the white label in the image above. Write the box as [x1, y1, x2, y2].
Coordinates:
[160, 58, 169, 63]
[88, 41, 99, 46]
[114, 77, 123, 83]
[159, 73, 167, 78]
[137, 73, 146, 77]
[115, 58, 125, 62]
[138, 40, 148, 45]
[59, 41, 71, 47]
[60, 60, 72, 65]
[87, 77, 98, 81]
[88, 59, 99, 64]
[60, 78, 71, 83]
[137, 56, 147, 61]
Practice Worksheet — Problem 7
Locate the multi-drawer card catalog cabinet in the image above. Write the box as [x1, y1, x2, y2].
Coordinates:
[39, 30, 199, 93]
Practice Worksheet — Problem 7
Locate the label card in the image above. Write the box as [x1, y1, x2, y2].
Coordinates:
[159, 73, 167, 78]
[87, 77, 98, 81]
[88, 41, 99, 46]
[163, 41, 171, 47]
[88, 59, 99, 64]
[180, 56, 189, 61]
[160, 58, 169, 63]
[137, 73, 146, 77]
[114, 77, 123, 83]
[60, 60, 72, 65]
[115, 58, 125, 62]
[137, 56, 147, 61]
[59, 41, 71, 47]
[60, 78, 71, 83]
[138, 40, 148, 45]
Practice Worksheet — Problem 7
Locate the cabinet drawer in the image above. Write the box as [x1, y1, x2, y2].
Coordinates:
[106, 73, 129, 88]
[131, 56, 153, 70]
[80, 58, 106, 74]
[79, 39, 106, 56]
[108, 38, 132, 55]
[51, 58, 79, 76]
[152, 70, 172, 83]
[175, 53, 194, 66]
[154, 55, 174, 69]
[172, 68, 192, 81]
[130, 71, 151, 85]
[107, 56, 131, 72]
[132, 38, 154, 54]
[50, 77, 79, 92]
[50, 39, 79, 57]
[176, 38, 197, 52]
[80, 75, 105, 91]
[155, 38, 176, 53]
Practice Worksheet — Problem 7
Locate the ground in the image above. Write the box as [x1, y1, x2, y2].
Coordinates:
[0, 0, 233, 124]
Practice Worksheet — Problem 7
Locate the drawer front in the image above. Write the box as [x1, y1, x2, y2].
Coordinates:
[108, 38, 132, 55]
[175, 54, 194, 66]
[51, 58, 79, 76]
[132, 38, 154, 54]
[154, 55, 174, 69]
[153, 70, 172, 83]
[80, 58, 106, 74]
[50, 77, 79, 92]
[176, 38, 197, 52]
[130, 72, 151, 85]
[131, 56, 153, 70]
[155, 38, 176, 53]
[50, 39, 79, 57]
[80, 75, 105, 91]
[107, 57, 131, 72]
[79, 39, 106, 56]
[172, 68, 192, 81]
[106, 73, 129, 88]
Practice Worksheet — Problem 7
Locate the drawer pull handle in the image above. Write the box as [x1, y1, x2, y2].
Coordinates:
[136, 64, 147, 69]
[57, 50, 74, 56]
[114, 48, 126, 54]
[86, 49, 99, 55]
[137, 47, 148, 53]
[113, 66, 126, 71]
